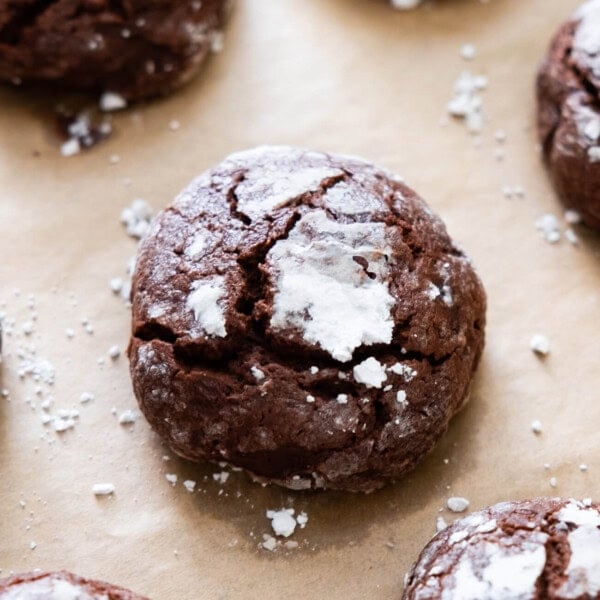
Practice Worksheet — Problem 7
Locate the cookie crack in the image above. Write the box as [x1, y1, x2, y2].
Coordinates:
[0, 0, 56, 44]
[226, 171, 252, 225]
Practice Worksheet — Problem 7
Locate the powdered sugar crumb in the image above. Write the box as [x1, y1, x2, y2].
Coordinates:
[269, 211, 394, 362]
[530, 334, 550, 356]
[447, 71, 488, 134]
[447, 497, 470, 513]
[353, 357, 388, 389]
[187, 276, 227, 338]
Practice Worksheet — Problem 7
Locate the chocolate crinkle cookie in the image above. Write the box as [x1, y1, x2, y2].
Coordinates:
[0, 571, 148, 599]
[537, 0, 600, 230]
[0, 0, 231, 101]
[403, 498, 600, 599]
[128, 146, 486, 493]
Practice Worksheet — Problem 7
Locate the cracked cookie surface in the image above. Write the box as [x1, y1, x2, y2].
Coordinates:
[403, 498, 600, 600]
[128, 146, 486, 493]
[0, 570, 148, 599]
[0, 0, 230, 100]
[537, 0, 600, 229]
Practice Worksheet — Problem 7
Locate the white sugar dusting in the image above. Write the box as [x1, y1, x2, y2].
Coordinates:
[251, 366, 265, 381]
[187, 276, 227, 337]
[1, 576, 101, 600]
[570, 97, 600, 161]
[388, 363, 417, 382]
[186, 232, 207, 257]
[574, 1, 600, 57]
[233, 164, 343, 220]
[445, 538, 547, 600]
[447, 71, 488, 134]
[269, 211, 395, 362]
[322, 182, 383, 215]
[557, 502, 600, 598]
[353, 357, 388, 389]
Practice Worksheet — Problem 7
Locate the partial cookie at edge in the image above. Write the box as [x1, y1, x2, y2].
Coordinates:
[403, 498, 600, 599]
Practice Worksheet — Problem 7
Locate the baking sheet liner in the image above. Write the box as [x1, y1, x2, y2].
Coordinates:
[1, 0, 600, 598]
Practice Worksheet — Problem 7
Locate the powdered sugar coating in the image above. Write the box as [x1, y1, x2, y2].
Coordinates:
[186, 276, 227, 337]
[445, 538, 547, 600]
[574, 0, 600, 59]
[268, 211, 395, 362]
[557, 502, 600, 598]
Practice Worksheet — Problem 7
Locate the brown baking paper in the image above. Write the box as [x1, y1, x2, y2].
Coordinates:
[1, 0, 600, 598]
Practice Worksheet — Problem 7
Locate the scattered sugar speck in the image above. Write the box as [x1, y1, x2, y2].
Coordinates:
[530, 334, 550, 356]
[447, 497, 470, 513]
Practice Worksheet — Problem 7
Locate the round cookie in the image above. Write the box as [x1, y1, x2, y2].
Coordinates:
[403, 498, 600, 599]
[128, 146, 486, 493]
[0, 571, 147, 599]
[0, 0, 230, 102]
[537, 0, 600, 230]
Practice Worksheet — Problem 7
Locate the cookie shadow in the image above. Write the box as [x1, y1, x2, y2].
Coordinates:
[152, 364, 488, 557]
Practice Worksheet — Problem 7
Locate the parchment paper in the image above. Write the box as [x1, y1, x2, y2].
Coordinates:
[1, 0, 600, 598]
